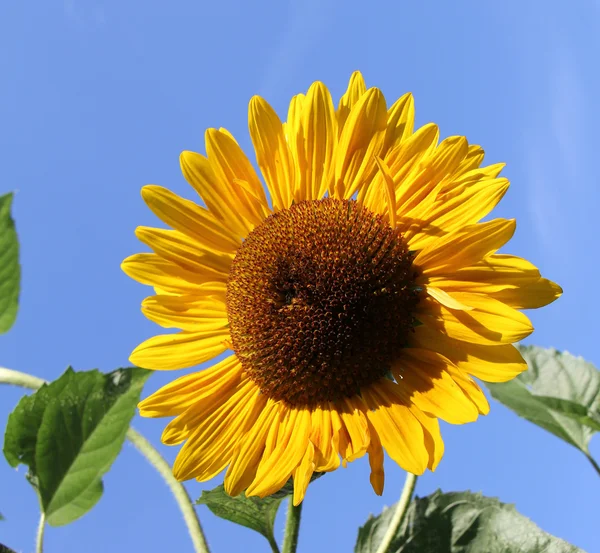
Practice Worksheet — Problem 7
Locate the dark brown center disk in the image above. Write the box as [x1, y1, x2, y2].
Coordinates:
[226, 198, 419, 406]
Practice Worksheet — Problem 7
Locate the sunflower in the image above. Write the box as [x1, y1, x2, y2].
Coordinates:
[123, 71, 561, 505]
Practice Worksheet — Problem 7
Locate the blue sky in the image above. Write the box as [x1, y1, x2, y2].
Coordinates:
[1, 1, 599, 552]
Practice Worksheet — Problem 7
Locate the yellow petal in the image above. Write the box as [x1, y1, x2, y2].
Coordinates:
[298, 81, 337, 200]
[141, 185, 240, 253]
[415, 219, 516, 275]
[442, 161, 506, 195]
[491, 278, 563, 309]
[292, 441, 316, 506]
[248, 96, 295, 211]
[408, 178, 510, 250]
[383, 92, 415, 152]
[447, 366, 490, 415]
[334, 88, 387, 200]
[359, 123, 439, 210]
[163, 374, 253, 446]
[309, 407, 340, 472]
[286, 93, 305, 143]
[373, 156, 397, 227]
[188, 281, 226, 297]
[423, 136, 470, 183]
[284, 93, 305, 199]
[179, 150, 253, 237]
[410, 406, 444, 471]
[205, 128, 270, 224]
[141, 294, 228, 331]
[426, 286, 473, 311]
[330, 408, 350, 467]
[365, 419, 385, 495]
[224, 399, 280, 496]
[424, 254, 541, 293]
[218, 127, 237, 142]
[138, 355, 242, 417]
[371, 380, 444, 471]
[337, 70, 367, 131]
[135, 226, 232, 278]
[247, 407, 311, 498]
[410, 323, 527, 382]
[427, 135, 470, 177]
[336, 398, 370, 462]
[172, 380, 260, 480]
[394, 348, 479, 424]
[389, 123, 440, 185]
[130, 329, 229, 370]
[444, 291, 534, 339]
[396, 135, 468, 217]
[452, 144, 485, 177]
[418, 293, 533, 346]
[262, 406, 285, 461]
[121, 253, 217, 293]
[232, 178, 269, 218]
[363, 381, 428, 475]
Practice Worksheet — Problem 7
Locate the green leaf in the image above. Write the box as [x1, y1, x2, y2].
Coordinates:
[0, 543, 18, 553]
[0, 192, 20, 333]
[3, 367, 151, 526]
[355, 490, 583, 553]
[196, 474, 323, 549]
[486, 346, 600, 466]
[196, 483, 294, 550]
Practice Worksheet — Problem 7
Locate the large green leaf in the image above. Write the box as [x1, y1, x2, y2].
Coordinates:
[0, 192, 20, 333]
[196, 483, 294, 550]
[355, 490, 583, 553]
[0, 544, 18, 553]
[3, 367, 151, 526]
[486, 346, 600, 469]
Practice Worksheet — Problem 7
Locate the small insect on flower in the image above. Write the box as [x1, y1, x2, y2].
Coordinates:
[122, 71, 561, 506]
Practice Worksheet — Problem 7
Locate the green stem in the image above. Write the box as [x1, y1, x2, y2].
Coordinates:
[281, 500, 302, 553]
[586, 453, 600, 478]
[126, 428, 210, 553]
[0, 367, 211, 553]
[266, 533, 281, 553]
[374, 472, 418, 553]
[35, 512, 45, 553]
[0, 367, 45, 390]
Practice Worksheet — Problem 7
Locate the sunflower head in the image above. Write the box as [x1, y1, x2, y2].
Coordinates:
[123, 71, 561, 505]
[227, 197, 420, 406]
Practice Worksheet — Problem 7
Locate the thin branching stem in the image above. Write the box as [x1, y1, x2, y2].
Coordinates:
[586, 454, 600, 478]
[374, 472, 418, 553]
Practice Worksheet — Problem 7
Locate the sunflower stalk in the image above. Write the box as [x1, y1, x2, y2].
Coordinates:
[374, 472, 418, 553]
[35, 512, 45, 553]
[0, 367, 211, 553]
[281, 500, 303, 553]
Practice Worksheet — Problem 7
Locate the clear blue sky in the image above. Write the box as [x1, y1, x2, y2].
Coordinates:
[1, 1, 598, 552]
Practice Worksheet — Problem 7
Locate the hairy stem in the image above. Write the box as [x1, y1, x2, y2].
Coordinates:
[0, 367, 211, 553]
[374, 472, 418, 553]
[281, 500, 302, 553]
